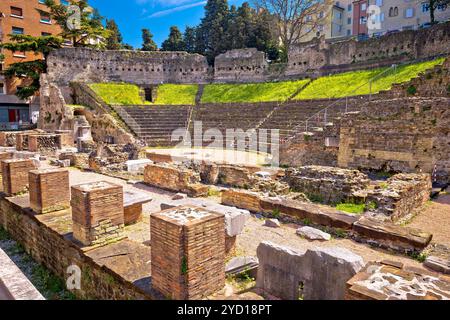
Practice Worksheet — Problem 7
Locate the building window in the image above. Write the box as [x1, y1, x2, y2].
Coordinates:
[12, 27, 24, 35]
[360, 16, 367, 24]
[375, 0, 383, 7]
[348, 4, 352, 11]
[422, 3, 430, 12]
[438, 4, 447, 11]
[41, 32, 52, 36]
[0, 83, 5, 95]
[389, 7, 399, 17]
[10, 6, 23, 18]
[348, 17, 352, 24]
[347, 29, 351, 36]
[405, 8, 414, 18]
[361, 3, 367, 11]
[40, 12, 51, 24]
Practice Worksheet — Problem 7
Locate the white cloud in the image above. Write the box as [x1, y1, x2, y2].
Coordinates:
[148, 1, 206, 18]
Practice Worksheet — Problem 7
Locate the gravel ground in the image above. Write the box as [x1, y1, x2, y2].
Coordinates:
[408, 191, 450, 245]
[236, 215, 423, 268]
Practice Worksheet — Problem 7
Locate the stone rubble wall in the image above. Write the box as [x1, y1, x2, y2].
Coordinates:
[284, 166, 370, 204]
[47, 48, 211, 86]
[366, 174, 432, 222]
[338, 97, 450, 184]
[143, 164, 208, 197]
[287, 22, 450, 76]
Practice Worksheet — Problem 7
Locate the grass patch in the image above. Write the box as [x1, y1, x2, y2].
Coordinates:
[201, 79, 310, 103]
[89, 83, 149, 105]
[152, 84, 198, 105]
[294, 58, 445, 100]
[336, 203, 366, 214]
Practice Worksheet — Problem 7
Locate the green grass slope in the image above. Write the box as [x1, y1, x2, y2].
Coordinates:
[201, 79, 311, 103]
[152, 84, 198, 105]
[89, 83, 149, 105]
[294, 58, 445, 100]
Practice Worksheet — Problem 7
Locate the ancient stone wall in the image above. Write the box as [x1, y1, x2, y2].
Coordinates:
[366, 174, 432, 223]
[284, 166, 370, 204]
[143, 164, 209, 197]
[47, 48, 211, 86]
[0, 196, 150, 300]
[287, 22, 450, 76]
[338, 97, 450, 183]
[214, 48, 268, 82]
[45, 23, 450, 86]
[71, 82, 136, 145]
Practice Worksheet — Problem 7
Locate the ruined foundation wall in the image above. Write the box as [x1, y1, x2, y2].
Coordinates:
[338, 97, 450, 183]
[0, 197, 150, 300]
[284, 166, 370, 204]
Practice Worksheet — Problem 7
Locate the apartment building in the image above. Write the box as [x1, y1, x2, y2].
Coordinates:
[0, 0, 68, 130]
[353, 0, 450, 38]
[299, 0, 354, 42]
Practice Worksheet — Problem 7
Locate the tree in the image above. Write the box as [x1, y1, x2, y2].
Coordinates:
[122, 43, 134, 50]
[198, 0, 230, 63]
[0, 0, 109, 99]
[253, 0, 331, 61]
[141, 29, 158, 51]
[0, 35, 63, 99]
[183, 26, 198, 53]
[42, 0, 110, 48]
[161, 26, 185, 51]
[105, 19, 123, 50]
[420, 0, 450, 24]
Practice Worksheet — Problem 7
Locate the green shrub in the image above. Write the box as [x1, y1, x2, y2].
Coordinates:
[407, 85, 417, 96]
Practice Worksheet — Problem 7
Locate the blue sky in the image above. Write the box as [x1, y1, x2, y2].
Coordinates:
[89, 0, 246, 48]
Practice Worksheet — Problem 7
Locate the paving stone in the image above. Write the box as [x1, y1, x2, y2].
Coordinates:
[264, 218, 281, 228]
[296, 226, 331, 241]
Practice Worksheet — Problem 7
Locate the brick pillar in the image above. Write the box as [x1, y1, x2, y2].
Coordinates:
[29, 168, 70, 214]
[151, 205, 225, 300]
[71, 181, 125, 246]
[1, 159, 36, 196]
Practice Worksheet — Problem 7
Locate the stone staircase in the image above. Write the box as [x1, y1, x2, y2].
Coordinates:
[115, 105, 192, 147]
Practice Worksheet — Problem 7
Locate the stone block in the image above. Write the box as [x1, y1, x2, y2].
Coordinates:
[0, 152, 14, 161]
[1, 159, 36, 196]
[126, 159, 152, 174]
[151, 206, 225, 300]
[352, 217, 432, 252]
[71, 181, 125, 246]
[144, 164, 207, 197]
[256, 241, 364, 300]
[29, 168, 70, 214]
[221, 189, 262, 213]
[123, 190, 152, 225]
[260, 197, 358, 230]
[346, 261, 450, 300]
[296, 226, 331, 241]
